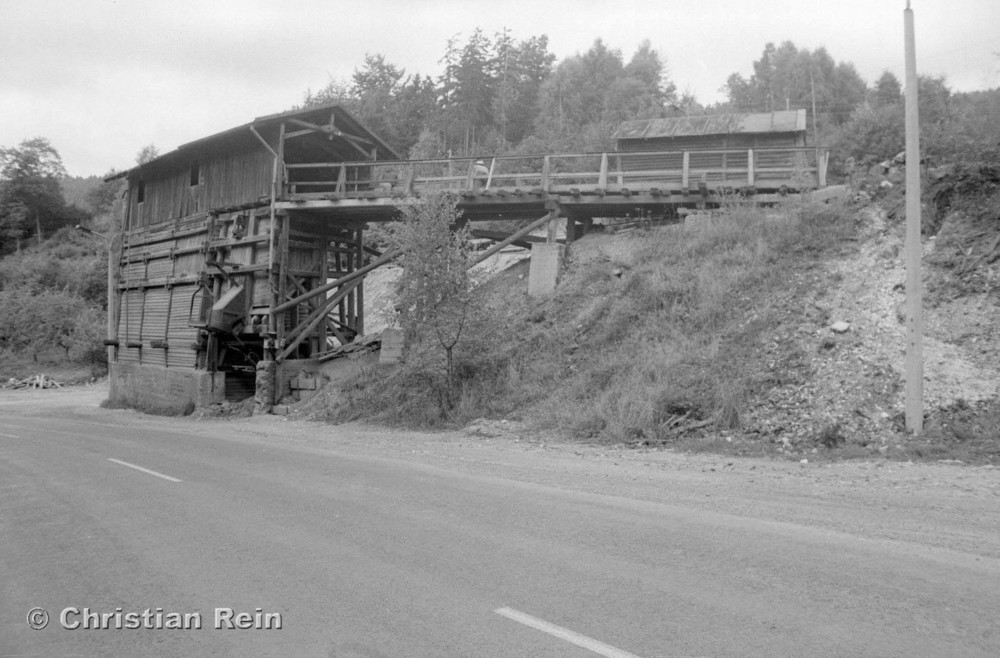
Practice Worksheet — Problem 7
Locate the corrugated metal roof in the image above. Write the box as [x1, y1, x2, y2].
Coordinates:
[615, 109, 806, 140]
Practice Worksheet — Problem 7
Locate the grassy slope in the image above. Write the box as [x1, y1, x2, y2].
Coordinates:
[319, 187, 1000, 463]
[494, 199, 862, 450]
[323, 198, 880, 442]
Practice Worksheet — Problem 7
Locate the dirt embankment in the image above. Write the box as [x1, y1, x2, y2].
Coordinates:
[739, 204, 999, 457]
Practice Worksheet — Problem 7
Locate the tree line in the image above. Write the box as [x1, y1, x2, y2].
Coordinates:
[302, 31, 681, 158]
[301, 31, 997, 173]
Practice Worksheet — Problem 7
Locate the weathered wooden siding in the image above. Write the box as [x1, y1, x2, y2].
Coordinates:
[166, 286, 204, 368]
[619, 133, 810, 186]
[113, 205, 283, 371]
[129, 145, 272, 228]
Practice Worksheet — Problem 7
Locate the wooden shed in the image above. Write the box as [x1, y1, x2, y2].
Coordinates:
[614, 110, 821, 189]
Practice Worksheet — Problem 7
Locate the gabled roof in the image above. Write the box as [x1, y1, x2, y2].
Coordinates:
[111, 103, 400, 181]
[614, 109, 807, 140]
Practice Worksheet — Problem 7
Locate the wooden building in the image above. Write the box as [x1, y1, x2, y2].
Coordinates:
[614, 109, 823, 189]
[107, 104, 399, 412]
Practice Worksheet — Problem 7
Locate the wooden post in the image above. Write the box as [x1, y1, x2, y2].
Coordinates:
[682, 151, 690, 190]
[598, 153, 608, 189]
[347, 233, 357, 334]
[470, 212, 557, 267]
[903, 1, 924, 434]
[747, 149, 755, 186]
[267, 122, 285, 343]
[336, 165, 346, 194]
[486, 157, 496, 189]
[106, 233, 122, 364]
[337, 243, 346, 330]
[547, 213, 558, 244]
[466, 160, 476, 190]
[317, 237, 329, 353]
[355, 228, 364, 336]
[276, 212, 290, 352]
[405, 162, 416, 195]
[541, 156, 551, 191]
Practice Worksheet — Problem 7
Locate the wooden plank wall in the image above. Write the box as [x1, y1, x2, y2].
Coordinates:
[129, 147, 272, 228]
[115, 204, 282, 370]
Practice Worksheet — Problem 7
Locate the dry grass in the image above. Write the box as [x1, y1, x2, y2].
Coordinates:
[323, 195, 857, 446]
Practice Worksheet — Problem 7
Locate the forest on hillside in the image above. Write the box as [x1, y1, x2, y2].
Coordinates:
[1, 31, 998, 382]
[298, 33, 999, 168]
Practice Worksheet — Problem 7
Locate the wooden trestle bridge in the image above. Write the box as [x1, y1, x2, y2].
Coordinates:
[278, 146, 829, 222]
[263, 145, 828, 362]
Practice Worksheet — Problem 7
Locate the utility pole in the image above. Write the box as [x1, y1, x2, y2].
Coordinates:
[904, 1, 924, 434]
[810, 69, 820, 178]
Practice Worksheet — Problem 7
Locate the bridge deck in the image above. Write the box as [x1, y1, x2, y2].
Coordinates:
[277, 147, 829, 222]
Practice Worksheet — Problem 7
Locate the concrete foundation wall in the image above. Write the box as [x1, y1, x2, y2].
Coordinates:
[528, 242, 564, 297]
[109, 362, 225, 414]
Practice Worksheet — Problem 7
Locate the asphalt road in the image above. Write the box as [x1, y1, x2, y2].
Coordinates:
[1, 403, 998, 657]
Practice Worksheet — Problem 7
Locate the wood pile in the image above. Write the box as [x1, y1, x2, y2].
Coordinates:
[2, 374, 64, 390]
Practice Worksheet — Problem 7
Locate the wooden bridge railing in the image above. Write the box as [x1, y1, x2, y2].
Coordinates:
[283, 147, 829, 199]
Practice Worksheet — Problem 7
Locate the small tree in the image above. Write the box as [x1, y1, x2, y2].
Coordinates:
[388, 193, 480, 410]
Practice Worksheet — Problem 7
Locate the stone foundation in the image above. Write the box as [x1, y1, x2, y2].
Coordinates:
[108, 363, 226, 414]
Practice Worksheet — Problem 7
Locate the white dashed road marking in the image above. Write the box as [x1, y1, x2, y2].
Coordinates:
[107, 458, 182, 483]
[495, 606, 643, 658]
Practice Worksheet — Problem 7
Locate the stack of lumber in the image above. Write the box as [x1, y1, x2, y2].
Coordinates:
[2, 374, 64, 390]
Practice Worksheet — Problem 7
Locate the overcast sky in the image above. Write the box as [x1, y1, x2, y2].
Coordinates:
[1, 0, 996, 177]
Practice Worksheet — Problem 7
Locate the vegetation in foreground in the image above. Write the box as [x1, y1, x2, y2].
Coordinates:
[316, 196, 850, 440]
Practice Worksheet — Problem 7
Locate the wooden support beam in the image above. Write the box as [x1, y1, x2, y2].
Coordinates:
[485, 157, 496, 189]
[327, 320, 349, 346]
[279, 277, 363, 360]
[355, 228, 364, 335]
[470, 210, 558, 267]
[469, 229, 553, 249]
[276, 211, 290, 346]
[284, 276, 361, 345]
[317, 238, 329, 352]
[273, 248, 400, 314]
[266, 123, 285, 344]
[285, 272, 310, 298]
[287, 118, 374, 146]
